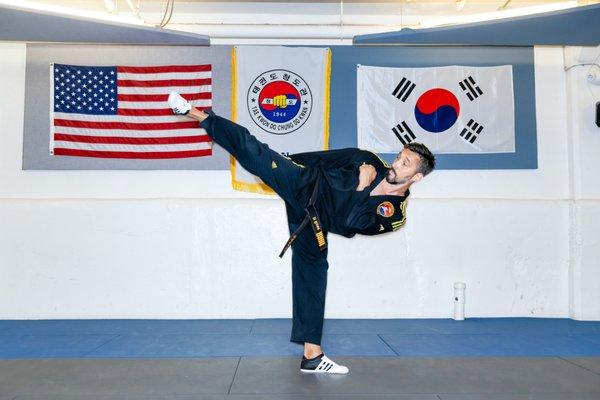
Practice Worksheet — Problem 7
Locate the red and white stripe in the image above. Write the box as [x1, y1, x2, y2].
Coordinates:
[51, 64, 212, 159]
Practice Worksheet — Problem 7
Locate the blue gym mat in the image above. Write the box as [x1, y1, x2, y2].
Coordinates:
[0, 318, 599, 358]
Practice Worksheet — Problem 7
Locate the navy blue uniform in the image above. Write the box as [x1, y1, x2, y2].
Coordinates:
[199, 110, 409, 346]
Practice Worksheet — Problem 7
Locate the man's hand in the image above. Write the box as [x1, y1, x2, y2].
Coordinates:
[356, 162, 376, 191]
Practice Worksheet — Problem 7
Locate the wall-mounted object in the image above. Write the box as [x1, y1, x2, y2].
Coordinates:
[587, 65, 600, 85]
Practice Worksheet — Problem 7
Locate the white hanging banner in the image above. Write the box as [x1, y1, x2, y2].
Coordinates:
[357, 64, 515, 154]
[231, 45, 331, 194]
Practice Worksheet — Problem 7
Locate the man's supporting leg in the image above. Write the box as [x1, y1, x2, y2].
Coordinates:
[286, 212, 329, 354]
[190, 107, 328, 360]
[286, 215, 349, 373]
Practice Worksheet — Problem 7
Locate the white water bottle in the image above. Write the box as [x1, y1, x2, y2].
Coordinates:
[453, 282, 466, 320]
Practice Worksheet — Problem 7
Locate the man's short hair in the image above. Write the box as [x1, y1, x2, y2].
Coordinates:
[403, 142, 435, 177]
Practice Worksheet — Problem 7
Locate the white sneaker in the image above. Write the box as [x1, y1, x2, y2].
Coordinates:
[168, 91, 191, 115]
[300, 353, 349, 374]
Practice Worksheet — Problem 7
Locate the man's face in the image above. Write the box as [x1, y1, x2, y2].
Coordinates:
[385, 148, 423, 185]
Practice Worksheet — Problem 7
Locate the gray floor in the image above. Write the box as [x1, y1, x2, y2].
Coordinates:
[1, 356, 600, 399]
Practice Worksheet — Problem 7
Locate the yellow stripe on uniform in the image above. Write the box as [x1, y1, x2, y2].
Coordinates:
[282, 154, 306, 168]
[391, 200, 408, 230]
[392, 222, 405, 231]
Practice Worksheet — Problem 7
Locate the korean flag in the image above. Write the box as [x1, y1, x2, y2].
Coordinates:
[357, 64, 515, 154]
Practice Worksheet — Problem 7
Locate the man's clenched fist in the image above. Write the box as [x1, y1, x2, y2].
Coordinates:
[356, 162, 377, 191]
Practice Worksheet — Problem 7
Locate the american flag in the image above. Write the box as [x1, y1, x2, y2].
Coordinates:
[50, 63, 212, 159]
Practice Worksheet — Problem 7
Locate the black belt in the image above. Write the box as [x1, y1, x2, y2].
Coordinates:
[278, 174, 327, 258]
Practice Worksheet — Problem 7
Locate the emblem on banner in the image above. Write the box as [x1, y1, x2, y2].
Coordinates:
[246, 69, 313, 135]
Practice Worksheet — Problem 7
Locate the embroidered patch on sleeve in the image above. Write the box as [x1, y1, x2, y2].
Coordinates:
[377, 201, 395, 217]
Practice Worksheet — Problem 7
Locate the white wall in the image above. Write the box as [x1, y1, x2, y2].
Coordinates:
[0, 42, 597, 320]
[564, 46, 600, 320]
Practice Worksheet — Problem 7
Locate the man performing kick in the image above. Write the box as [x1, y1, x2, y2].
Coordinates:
[168, 92, 435, 374]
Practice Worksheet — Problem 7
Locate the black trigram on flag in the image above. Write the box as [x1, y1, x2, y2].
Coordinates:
[459, 76, 483, 101]
[392, 121, 417, 145]
[460, 119, 484, 143]
[392, 77, 416, 102]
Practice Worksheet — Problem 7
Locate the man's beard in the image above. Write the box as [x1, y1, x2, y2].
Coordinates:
[385, 168, 408, 185]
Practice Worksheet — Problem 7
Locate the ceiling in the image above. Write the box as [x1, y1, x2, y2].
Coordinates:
[11, 0, 600, 42]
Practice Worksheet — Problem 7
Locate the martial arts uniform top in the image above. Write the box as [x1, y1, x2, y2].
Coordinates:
[288, 148, 410, 237]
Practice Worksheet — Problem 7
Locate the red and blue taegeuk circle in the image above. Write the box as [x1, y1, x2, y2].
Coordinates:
[414, 88, 460, 133]
[258, 81, 301, 123]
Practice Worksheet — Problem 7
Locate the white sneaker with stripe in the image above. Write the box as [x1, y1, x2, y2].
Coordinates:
[300, 353, 349, 374]
[168, 91, 192, 115]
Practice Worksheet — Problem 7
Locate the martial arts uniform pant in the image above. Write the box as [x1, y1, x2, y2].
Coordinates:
[199, 111, 329, 346]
